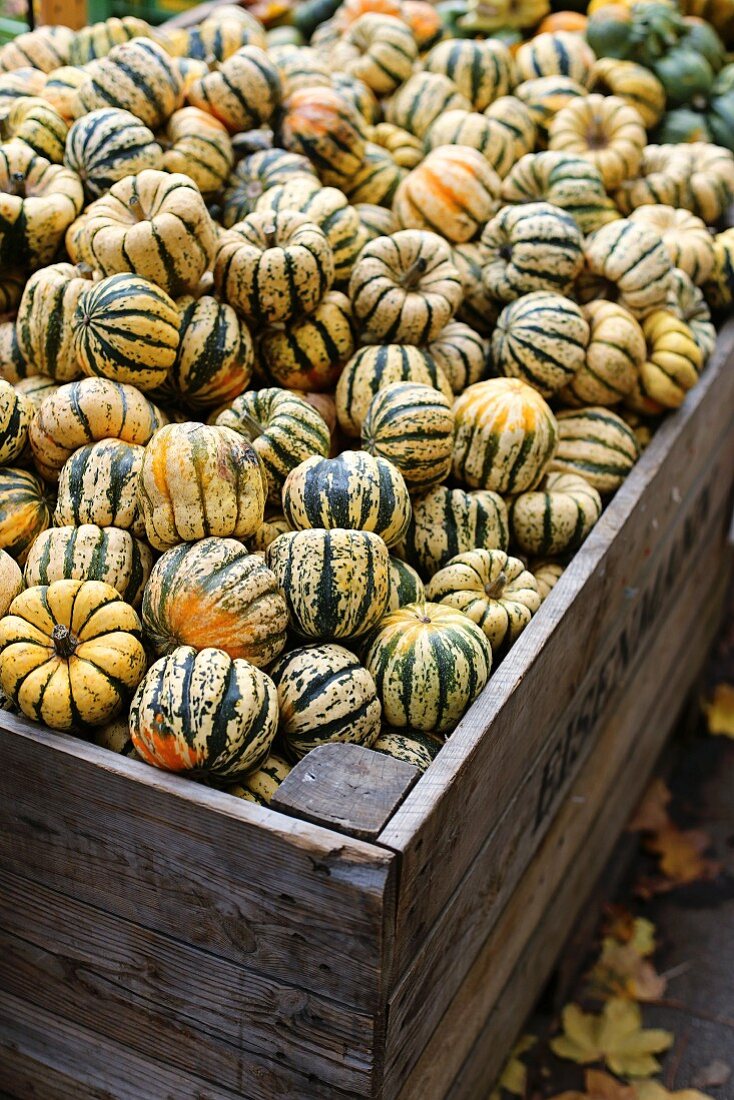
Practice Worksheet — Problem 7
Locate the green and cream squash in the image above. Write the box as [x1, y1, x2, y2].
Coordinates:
[387, 555, 425, 611]
[481, 202, 584, 302]
[138, 422, 266, 551]
[275, 85, 366, 187]
[668, 269, 716, 361]
[259, 291, 354, 393]
[509, 471, 603, 557]
[0, 69, 48, 111]
[399, 485, 509, 578]
[0, 380, 31, 466]
[548, 94, 646, 192]
[0, 141, 84, 271]
[491, 291, 590, 398]
[161, 108, 234, 198]
[16, 262, 93, 383]
[75, 38, 183, 130]
[422, 37, 516, 112]
[5, 96, 68, 163]
[451, 242, 499, 337]
[513, 76, 588, 145]
[282, 451, 412, 548]
[424, 111, 515, 180]
[0, 25, 75, 73]
[484, 96, 537, 161]
[166, 295, 253, 410]
[582, 218, 674, 319]
[532, 559, 564, 600]
[372, 729, 443, 772]
[0, 322, 27, 385]
[0, 548, 22, 618]
[425, 548, 541, 653]
[639, 310, 703, 409]
[703, 226, 734, 310]
[674, 142, 734, 225]
[269, 642, 381, 759]
[393, 145, 502, 244]
[188, 45, 282, 134]
[221, 149, 317, 228]
[249, 513, 292, 553]
[64, 108, 163, 200]
[328, 13, 417, 96]
[227, 752, 292, 805]
[550, 407, 641, 493]
[129, 645, 278, 779]
[336, 343, 453, 438]
[514, 31, 596, 88]
[266, 527, 390, 639]
[41, 65, 88, 120]
[361, 382, 455, 493]
[591, 57, 666, 129]
[331, 71, 381, 126]
[426, 322, 487, 395]
[343, 142, 405, 207]
[269, 43, 332, 99]
[142, 537, 288, 667]
[613, 144, 690, 217]
[0, 467, 51, 563]
[560, 300, 645, 408]
[24, 524, 153, 608]
[185, 8, 267, 61]
[54, 438, 145, 535]
[385, 72, 471, 139]
[68, 16, 151, 65]
[364, 601, 492, 734]
[370, 122, 424, 169]
[500, 151, 619, 236]
[629, 205, 715, 287]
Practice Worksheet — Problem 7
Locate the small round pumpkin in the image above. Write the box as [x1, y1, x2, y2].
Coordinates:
[484, 96, 538, 161]
[514, 76, 588, 144]
[515, 31, 596, 88]
[64, 107, 163, 200]
[275, 85, 366, 187]
[370, 122, 424, 168]
[5, 96, 68, 163]
[0, 380, 31, 466]
[481, 201, 584, 302]
[188, 45, 281, 134]
[54, 439, 146, 536]
[560, 300, 645, 407]
[668, 269, 716, 361]
[509, 471, 602, 557]
[424, 111, 515, 180]
[161, 107, 234, 198]
[221, 148, 317, 228]
[24, 524, 153, 608]
[591, 57, 666, 128]
[500, 151, 618, 236]
[0, 25, 74, 73]
[344, 142, 405, 207]
[0, 467, 51, 564]
[227, 752, 292, 806]
[533, 559, 564, 600]
[399, 485, 509, 578]
[550, 407, 641, 492]
[259, 291, 355, 393]
[330, 13, 417, 96]
[422, 37, 516, 112]
[361, 382, 455, 493]
[166, 295, 253, 410]
[16, 261, 94, 383]
[491, 292, 590, 398]
[75, 38, 183, 130]
[0, 549, 23, 617]
[372, 728, 442, 772]
[0, 141, 84, 271]
[393, 145, 501, 244]
[583, 219, 673, 319]
[336, 343, 453, 438]
[628, 205, 715, 287]
[549, 94, 646, 191]
[426, 322, 487, 395]
[385, 72, 472, 139]
[640, 310, 703, 409]
[387, 555, 425, 611]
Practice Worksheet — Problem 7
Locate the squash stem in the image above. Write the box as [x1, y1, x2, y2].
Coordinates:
[52, 624, 79, 658]
[485, 571, 507, 599]
[401, 256, 428, 289]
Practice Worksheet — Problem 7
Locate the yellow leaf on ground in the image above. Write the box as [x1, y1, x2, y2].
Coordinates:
[551, 999, 673, 1077]
[550, 1069, 637, 1100]
[628, 779, 672, 833]
[587, 939, 667, 1002]
[704, 683, 734, 738]
[634, 1081, 715, 1100]
[601, 911, 657, 957]
[645, 826, 721, 888]
[488, 1034, 535, 1099]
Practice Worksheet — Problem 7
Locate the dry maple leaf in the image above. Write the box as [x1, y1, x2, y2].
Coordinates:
[634, 1081, 714, 1100]
[489, 1034, 535, 1099]
[704, 683, 734, 738]
[551, 999, 673, 1077]
[587, 939, 666, 1002]
[628, 779, 672, 833]
[645, 826, 721, 886]
[549, 1069, 636, 1100]
[601, 912, 657, 957]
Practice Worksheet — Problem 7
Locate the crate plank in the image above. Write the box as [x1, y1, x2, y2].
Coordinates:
[0, 721, 395, 1013]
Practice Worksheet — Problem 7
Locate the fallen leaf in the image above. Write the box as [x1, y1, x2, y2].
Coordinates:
[692, 1060, 731, 1089]
[489, 1034, 535, 1099]
[645, 826, 721, 887]
[551, 999, 673, 1077]
[704, 683, 734, 738]
[628, 779, 672, 833]
[587, 939, 667, 1002]
[634, 1082, 714, 1100]
[601, 912, 657, 957]
[549, 1069, 636, 1100]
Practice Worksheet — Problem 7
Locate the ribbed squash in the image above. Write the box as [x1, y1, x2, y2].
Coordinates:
[138, 422, 266, 551]
[364, 601, 492, 734]
[591, 57, 666, 128]
[491, 292, 590, 398]
[64, 108, 163, 201]
[399, 485, 509, 577]
[216, 388, 331, 504]
[24, 524, 153, 608]
[500, 151, 619, 236]
[275, 85, 366, 186]
[161, 108, 234, 198]
[16, 262, 93, 383]
[259, 290, 354, 392]
[41, 66, 87, 120]
[282, 450, 412, 547]
[270, 643, 381, 759]
[266, 527, 390, 639]
[426, 322, 487, 395]
[0, 380, 31, 466]
[361, 382, 454, 492]
[484, 96, 538, 161]
[270, 44, 332, 98]
[510, 471, 603, 556]
[613, 144, 691, 216]
[0, 321, 26, 384]
[425, 549, 541, 653]
[452, 376, 559, 493]
[221, 149, 317, 227]
[54, 439, 145, 536]
[422, 38, 516, 112]
[227, 753, 292, 805]
[424, 111, 515, 181]
[372, 729, 442, 771]
[560, 300, 645, 407]
[336, 343, 453, 437]
[533, 559, 564, 600]
[5, 96, 68, 163]
[0, 549, 22, 618]
[393, 145, 501, 244]
[68, 17, 151, 65]
[667, 269, 716, 361]
[675, 142, 734, 224]
[482, 201, 584, 302]
[370, 122, 424, 169]
[249, 513, 292, 553]
[703, 227, 734, 310]
[330, 14, 417, 95]
[548, 94, 646, 191]
[29, 378, 166, 484]
[186, 10, 267, 61]
[343, 143, 405, 207]
[583, 219, 673, 319]
[385, 72, 472, 139]
[515, 31, 596, 88]
[629, 205, 715, 287]
[0, 26, 73, 73]
[331, 71, 381, 126]
[387, 555, 425, 611]
[0, 142, 83, 271]
[0, 578, 146, 731]
[130, 646, 278, 779]
[188, 46, 281, 134]
[514, 76, 588, 144]
[165, 295, 253, 410]
[14, 375, 58, 408]
[451, 242, 500, 337]
[640, 310, 703, 408]
[75, 39, 183, 130]
[0, 467, 51, 563]
[550, 407, 641, 492]
[142, 537, 287, 666]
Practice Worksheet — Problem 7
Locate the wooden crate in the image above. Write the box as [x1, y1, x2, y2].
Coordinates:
[1, 321, 733, 1100]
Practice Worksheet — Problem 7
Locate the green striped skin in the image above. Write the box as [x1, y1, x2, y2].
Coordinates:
[42, 66, 87, 120]
[0, 26, 75, 73]
[331, 72, 381, 127]
[364, 601, 492, 734]
[266, 528, 390, 640]
[639, 311, 702, 409]
[425, 548, 541, 654]
[670, 143, 734, 226]
[424, 112, 515, 180]
[422, 38, 516, 112]
[591, 58, 665, 129]
[501, 152, 619, 236]
[550, 407, 641, 493]
[214, 211, 334, 326]
[188, 46, 282, 135]
[23, 524, 153, 608]
[481, 202, 584, 303]
[0, 143, 84, 272]
[560, 300, 644, 408]
[398, 486, 509, 578]
[68, 17, 151, 65]
[0, 69, 48, 111]
[613, 145, 691, 218]
[509, 472, 603, 557]
[269, 44, 332, 98]
[372, 729, 443, 772]
[0, 381, 30, 466]
[0, 323, 29, 385]
[386, 72, 472, 139]
[583, 219, 673, 320]
[515, 32, 596, 88]
[54, 439, 145, 536]
[452, 377, 559, 494]
[7, 97, 68, 163]
[513, 76, 587, 143]
[76, 39, 184, 131]
[221, 149, 317, 228]
[142, 537, 288, 667]
[15, 376, 59, 410]
[249, 514, 291, 553]
[387, 556, 425, 612]
[166, 296, 253, 410]
[532, 559, 564, 601]
[355, 202, 398, 243]
[668, 269, 716, 361]
[361, 382, 455, 493]
[491, 292, 590, 398]
[65, 108, 163, 200]
[186, 14, 267, 63]
[370, 123, 424, 169]
[260, 290, 355, 393]
[162, 108, 234, 199]
[393, 146, 502, 245]
[704, 229, 734, 311]
[16, 263, 92, 383]
[344, 142, 405, 207]
[484, 96, 537, 162]
[129, 646, 278, 779]
[426, 322, 488, 395]
[226, 752, 291, 805]
[330, 14, 417, 97]
[451, 242, 500, 337]
[216, 388, 331, 505]
[282, 451, 412, 548]
[275, 85, 367, 188]
[335, 344, 453, 438]
[269, 643, 381, 759]
[0, 467, 50, 564]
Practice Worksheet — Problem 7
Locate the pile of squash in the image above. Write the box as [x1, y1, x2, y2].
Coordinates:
[0, 0, 732, 802]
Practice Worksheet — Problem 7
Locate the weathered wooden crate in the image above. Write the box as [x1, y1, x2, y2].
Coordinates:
[1, 321, 733, 1100]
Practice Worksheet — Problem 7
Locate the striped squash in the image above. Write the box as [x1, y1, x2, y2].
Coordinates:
[331, 71, 381, 126]
[640, 310, 703, 409]
[372, 729, 443, 771]
[68, 17, 151, 64]
[227, 752, 291, 805]
[452, 377, 558, 494]
[188, 46, 281, 135]
[266, 527, 390, 639]
[166, 296, 253, 410]
[0, 579, 146, 731]
[583, 219, 673, 319]
[174, 57, 209, 97]
[509, 472, 602, 557]
[138, 422, 266, 552]
[75, 39, 183, 130]
[364, 601, 492, 733]
[275, 85, 366, 187]
[703, 227, 734, 311]
[214, 211, 334, 325]
[216, 388, 331, 504]
[0, 69, 48, 111]
[54, 438, 145, 535]
[343, 142, 405, 207]
[550, 407, 640, 492]
[0, 323, 27, 385]
[161, 108, 234, 198]
[64, 108, 163, 201]
[72, 274, 180, 392]
[0, 381, 31, 466]
[5, 97, 68, 163]
[15, 375, 59, 410]
[349, 230, 463, 344]
[142, 537, 288, 666]
[361, 382, 454, 492]
[676, 143, 734, 225]
[426, 321, 487, 395]
[422, 38, 516, 112]
[629, 206, 715, 288]
[560, 300, 645, 408]
[186, 11, 267, 61]
[451, 242, 499, 337]
[484, 96, 537, 161]
[0, 25, 75, 73]
[613, 145, 691, 217]
[549, 95, 647, 191]
[668, 269, 716, 362]
[282, 451, 412, 548]
[259, 291, 354, 392]
[24, 524, 153, 608]
[93, 716, 138, 757]
[399, 485, 509, 578]
[0, 549, 22, 618]
[515, 32, 596, 87]
[385, 72, 471, 139]
[269, 643, 381, 759]
[249, 513, 292, 553]
[270, 44, 332, 98]
[356, 202, 398, 242]
[221, 149, 317, 228]
[370, 122, 424, 169]
[387, 555, 425, 611]
[491, 293, 590, 398]
[591, 58, 666, 129]
[0, 467, 51, 563]
[41, 66, 88, 119]
[500, 151, 619, 236]
[532, 560, 564, 600]
[514, 76, 587, 144]
[330, 14, 417, 96]
[336, 343, 453, 437]
[481, 201, 584, 302]
[0, 142, 83, 271]
[16, 262, 93, 383]
[425, 549, 541, 653]
[129, 646, 278, 779]
[28, 378, 166, 483]
[393, 145, 501, 244]
[424, 112, 515, 180]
